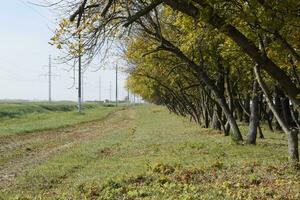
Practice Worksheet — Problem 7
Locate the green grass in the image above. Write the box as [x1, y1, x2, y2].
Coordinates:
[0, 102, 97, 118]
[0, 105, 299, 199]
[0, 102, 118, 137]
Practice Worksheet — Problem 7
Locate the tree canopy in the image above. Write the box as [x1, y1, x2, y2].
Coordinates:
[52, 0, 300, 162]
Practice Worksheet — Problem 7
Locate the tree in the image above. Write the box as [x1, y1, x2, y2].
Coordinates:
[51, 0, 300, 161]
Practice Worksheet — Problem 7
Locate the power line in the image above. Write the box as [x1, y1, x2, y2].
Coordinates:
[17, 0, 55, 25]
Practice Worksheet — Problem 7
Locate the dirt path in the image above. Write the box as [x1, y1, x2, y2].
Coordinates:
[0, 108, 136, 188]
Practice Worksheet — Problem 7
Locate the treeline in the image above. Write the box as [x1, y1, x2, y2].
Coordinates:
[52, 0, 300, 162]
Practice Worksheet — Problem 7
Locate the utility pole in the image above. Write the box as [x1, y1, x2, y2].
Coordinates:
[81, 73, 84, 103]
[78, 35, 82, 112]
[109, 81, 112, 103]
[99, 76, 101, 103]
[115, 64, 118, 107]
[48, 55, 52, 102]
[41, 55, 56, 102]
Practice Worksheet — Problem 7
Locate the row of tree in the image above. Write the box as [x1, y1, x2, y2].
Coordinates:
[52, 0, 300, 162]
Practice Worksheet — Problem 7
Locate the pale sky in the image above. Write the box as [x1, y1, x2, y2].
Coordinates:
[0, 0, 128, 102]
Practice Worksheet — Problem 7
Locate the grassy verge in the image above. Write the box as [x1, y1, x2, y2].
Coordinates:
[0, 102, 119, 137]
[1, 105, 299, 199]
[0, 102, 98, 118]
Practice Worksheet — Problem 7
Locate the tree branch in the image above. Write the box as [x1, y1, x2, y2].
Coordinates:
[123, 0, 163, 27]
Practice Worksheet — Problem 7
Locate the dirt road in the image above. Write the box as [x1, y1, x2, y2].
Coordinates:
[0, 108, 135, 188]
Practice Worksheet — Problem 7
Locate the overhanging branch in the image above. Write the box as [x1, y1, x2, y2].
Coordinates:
[123, 0, 163, 27]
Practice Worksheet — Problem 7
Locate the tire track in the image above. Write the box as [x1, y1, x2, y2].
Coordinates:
[0, 108, 135, 188]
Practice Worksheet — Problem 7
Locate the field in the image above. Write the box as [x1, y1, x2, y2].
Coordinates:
[0, 104, 299, 199]
[0, 102, 118, 137]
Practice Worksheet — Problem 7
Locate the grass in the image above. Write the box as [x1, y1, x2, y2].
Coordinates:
[0, 105, 299, 199]
[0, 102, 119, 137]
[0, 102, 96, 118]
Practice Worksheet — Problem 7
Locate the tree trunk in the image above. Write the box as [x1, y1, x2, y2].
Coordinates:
[258, 93, 265, 139]
[218, 113, 229, 136]
[255, 65, 299, 162]
[258, 124, 264, 139]
[212, 105, 221, 130]
[291, 108, 300, 129]
[225, 121, 230, 136]
[212, 65, 224, 131]
[204, 107, 209, 128]
[218, 96, 242, 141]
[266, 110, 274, 132]
[281, 96, 293, 127]
[288, 129, 299, 162]
[274, 87, 283, 130]
[158, 34, 243, 142]
[247, 81, 259, 144]
[236, 102, 244, 122]
[244, 95, 250, 123]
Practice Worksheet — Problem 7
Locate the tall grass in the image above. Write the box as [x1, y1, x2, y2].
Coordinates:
[0, 102, 97, 119]
[0, 102, 119, 137]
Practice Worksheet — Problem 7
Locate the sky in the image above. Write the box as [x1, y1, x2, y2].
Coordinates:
[0, 0, 129, 102]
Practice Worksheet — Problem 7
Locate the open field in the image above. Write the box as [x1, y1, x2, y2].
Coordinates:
[0, 105, 299, 199]
[0, 102, 118, 137]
